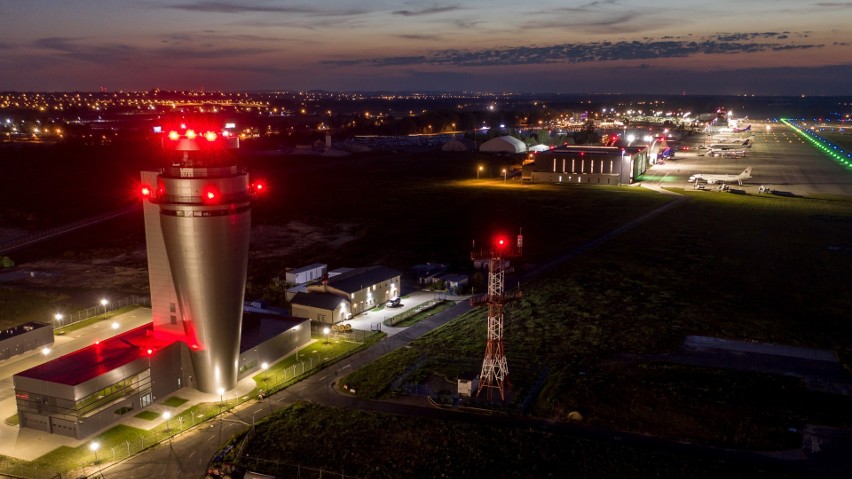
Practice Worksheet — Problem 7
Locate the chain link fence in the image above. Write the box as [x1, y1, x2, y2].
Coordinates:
[55, 295, 150, 329]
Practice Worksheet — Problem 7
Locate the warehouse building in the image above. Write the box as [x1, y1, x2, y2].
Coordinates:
[522, 145, 648, 185]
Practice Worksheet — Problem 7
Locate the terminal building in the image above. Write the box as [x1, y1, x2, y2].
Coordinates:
[13, 126, 310, 438]
[522, 145, 648, 185]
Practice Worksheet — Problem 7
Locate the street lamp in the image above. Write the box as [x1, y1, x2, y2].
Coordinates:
[54, 313, 64, 327]
[501, 168, 507, 182]
[477, 165, 483, 179]
[100, 298, 109, 314]
[217, 387, 225, 408]
[89, 441, 100, 464]
[162, 411, 171, 432]
[261, 362, 270, 393]
[323, 326, 330, 344]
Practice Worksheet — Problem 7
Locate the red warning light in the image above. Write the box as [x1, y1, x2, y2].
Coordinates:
[168, 130, 179, 141]
[147, 348, 153, 355]
[202, 185, 220, 203]
[185, 129, 197, 140]
[204, 131, 218, 142]
[140, 185, 151, 197]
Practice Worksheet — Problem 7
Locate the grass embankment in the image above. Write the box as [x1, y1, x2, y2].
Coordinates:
[387, 299, 456, 327]
[342, 190, 852, 449]
[224, 402, 795, 479]
[0, 288, 76, 329]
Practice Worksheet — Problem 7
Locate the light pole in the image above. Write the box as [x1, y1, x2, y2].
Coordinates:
[501, 168, 507, 182]
[100, 298, 109, 315]
[477, 165, 483, 179]
[90, 441, 100, 465]
[261, 362, 269, 394]
[162, 411, 171, 432]
[217, 387, 225, 411]
[54, 313, 64, 327]
[323, 326, 330, 344]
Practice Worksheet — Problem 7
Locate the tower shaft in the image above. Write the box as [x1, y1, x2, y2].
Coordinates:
[143, 165, 251, 393]
[478, 256, 509, 400]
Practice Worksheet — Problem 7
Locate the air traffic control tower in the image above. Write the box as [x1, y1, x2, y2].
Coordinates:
[140, 127, 257, 393]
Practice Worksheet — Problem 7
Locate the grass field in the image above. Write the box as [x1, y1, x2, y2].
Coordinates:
[3, 145, 852, 471]
[342, 184, 852, 449]
[225, 402, 796, 479]
[0, 287, 74, 329]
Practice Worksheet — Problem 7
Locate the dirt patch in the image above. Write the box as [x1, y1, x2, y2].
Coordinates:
[250, 221, 357, 260]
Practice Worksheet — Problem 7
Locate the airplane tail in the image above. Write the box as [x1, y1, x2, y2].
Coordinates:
[741, 166, 752, 179]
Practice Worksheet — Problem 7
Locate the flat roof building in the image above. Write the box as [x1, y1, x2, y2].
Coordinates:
[522, 145, 648, 185]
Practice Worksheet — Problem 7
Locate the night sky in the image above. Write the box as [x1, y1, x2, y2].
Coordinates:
[2, 0, 851, 95]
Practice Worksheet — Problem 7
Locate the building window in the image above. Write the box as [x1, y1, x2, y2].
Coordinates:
[169, 303, 176, 313]
[170, 315, 177, 325]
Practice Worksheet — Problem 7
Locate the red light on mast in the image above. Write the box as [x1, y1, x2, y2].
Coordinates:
[202, 185, 220, 203]
[140, 185, 151, 197]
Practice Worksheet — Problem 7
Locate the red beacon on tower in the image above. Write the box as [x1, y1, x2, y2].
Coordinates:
[470, 229, 524, 401]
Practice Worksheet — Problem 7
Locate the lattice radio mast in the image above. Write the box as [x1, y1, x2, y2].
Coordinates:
[470, 230, 523, 400]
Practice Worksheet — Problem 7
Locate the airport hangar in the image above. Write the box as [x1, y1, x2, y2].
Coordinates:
[522, 145, 649, 185]
[13, 131, 311, 439]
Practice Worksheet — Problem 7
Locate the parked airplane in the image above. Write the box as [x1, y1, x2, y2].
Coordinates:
[733, 124, 752, 133]
[709, 148, 746, 158]
[688, 166, 753, 185]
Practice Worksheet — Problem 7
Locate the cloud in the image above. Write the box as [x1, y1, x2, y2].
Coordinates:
[392, 5, 463, 17]
[168, 1, 367, 16]
[814, 2, 852, 6]
[321, 37, 824, 68]
[33, 37, 140, 64]
[395, 34, 443, 41]
[32, 36, 272, 64]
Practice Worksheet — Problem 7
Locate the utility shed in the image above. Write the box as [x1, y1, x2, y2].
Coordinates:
[285, 263, 327, 286]
[457, 373, 479, 397]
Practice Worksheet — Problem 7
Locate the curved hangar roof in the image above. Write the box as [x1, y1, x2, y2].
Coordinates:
[479, 135, 527, 153]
